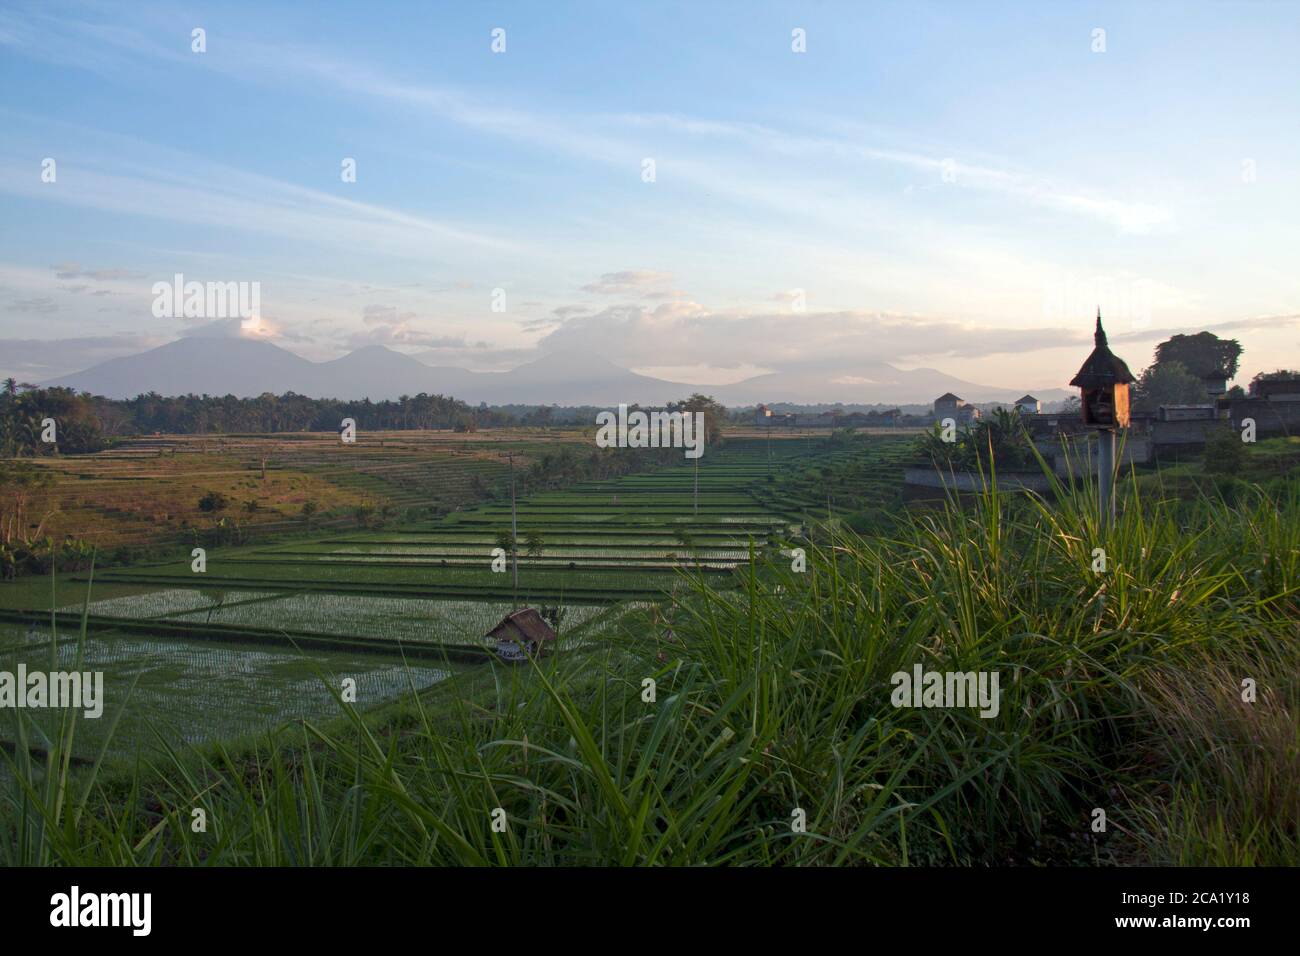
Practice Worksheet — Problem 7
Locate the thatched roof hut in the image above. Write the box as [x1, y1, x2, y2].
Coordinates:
[488, 607, 558, 662]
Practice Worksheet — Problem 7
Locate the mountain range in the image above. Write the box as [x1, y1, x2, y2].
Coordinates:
[43, 336, 1070, 407]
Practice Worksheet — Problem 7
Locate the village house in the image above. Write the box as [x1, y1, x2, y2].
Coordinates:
[752, 404, 894, 428]
[487, 607, 557, 662]
[1014, 394, 1041, 415]
[1200, 370, 1229, 398]
[933, 392, 981, 424]
[1250, 375, 1300, 400]
[1223, 374, 1300, 440]
[1157, 404, 1217, 422]
[933, 392, 961, 418]
[752, 404, 799, 427]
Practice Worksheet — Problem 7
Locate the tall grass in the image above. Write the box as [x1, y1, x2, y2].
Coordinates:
[0, 561, 141, 866]
[3, 467, 1296, 865]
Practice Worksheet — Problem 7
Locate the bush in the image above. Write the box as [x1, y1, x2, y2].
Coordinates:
[1203, 427, 1245, 475]
[198, 490, 229, 513]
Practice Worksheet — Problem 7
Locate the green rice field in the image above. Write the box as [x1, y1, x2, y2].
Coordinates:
[2, 435, 912, 763]
[0, 621, 454, 760]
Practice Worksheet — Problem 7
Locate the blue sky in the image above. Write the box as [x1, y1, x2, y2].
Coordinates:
[1, 0, 1298, 390]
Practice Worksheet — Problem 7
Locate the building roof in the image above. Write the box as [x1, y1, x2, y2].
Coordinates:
[1251, 376, 1300, 399]
[1069, 313, 1136, 389]
[486, 607, 558, 645]
[1015, 394, 1038, 404]
[934, 392, 962, 403]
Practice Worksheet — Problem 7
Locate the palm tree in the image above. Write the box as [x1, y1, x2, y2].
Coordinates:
[2, 378, 17, 397]
[525, 530, 545, 559]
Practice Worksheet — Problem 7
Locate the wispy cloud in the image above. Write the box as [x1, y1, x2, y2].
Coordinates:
[614, 112, 1172, 235]
[537, 300, 1083, 370]
[1, 7, 1172, 238]
[53, 262, 145, 281]
[9, 296, 61, 314]
[581, 271, 674, 295]
[0, 332, 164, 380]
[0, 152, 517, 261]
[347, 304, 488, 349]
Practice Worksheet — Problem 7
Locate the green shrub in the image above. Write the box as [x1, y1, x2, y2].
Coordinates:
[1203, 427, 1245, 475]
[197, 490, 229, 513]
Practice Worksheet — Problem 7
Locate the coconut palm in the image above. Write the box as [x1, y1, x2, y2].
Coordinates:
[525, 530, 545, 559]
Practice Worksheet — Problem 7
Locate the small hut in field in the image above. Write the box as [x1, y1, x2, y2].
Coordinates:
[488, 608, 558, 662]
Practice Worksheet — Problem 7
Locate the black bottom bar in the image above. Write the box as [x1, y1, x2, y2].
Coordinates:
[0, 866, 1285, 941]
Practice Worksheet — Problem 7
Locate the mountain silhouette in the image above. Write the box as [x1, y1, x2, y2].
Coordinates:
[45, 336, 1068, 406]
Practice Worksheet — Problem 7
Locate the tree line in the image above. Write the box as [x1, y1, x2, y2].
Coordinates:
[1, 378, 731, 456]
[0, 384, 514, 456]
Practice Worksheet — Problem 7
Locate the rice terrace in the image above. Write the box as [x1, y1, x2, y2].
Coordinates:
[2, 430, 897, 764]
[2, 1, 1299, 932]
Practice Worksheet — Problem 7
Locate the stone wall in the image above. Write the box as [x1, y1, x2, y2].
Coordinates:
[903, 467, 1054, 493]
[1033, 433, 1151, 475]
[1227, 398, 1300, 438]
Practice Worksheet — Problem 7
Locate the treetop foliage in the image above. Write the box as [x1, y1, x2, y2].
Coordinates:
[1153, 331, 1242, 380]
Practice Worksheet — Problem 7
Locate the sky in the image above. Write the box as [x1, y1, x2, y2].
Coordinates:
[1, 0, 1298, 393]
